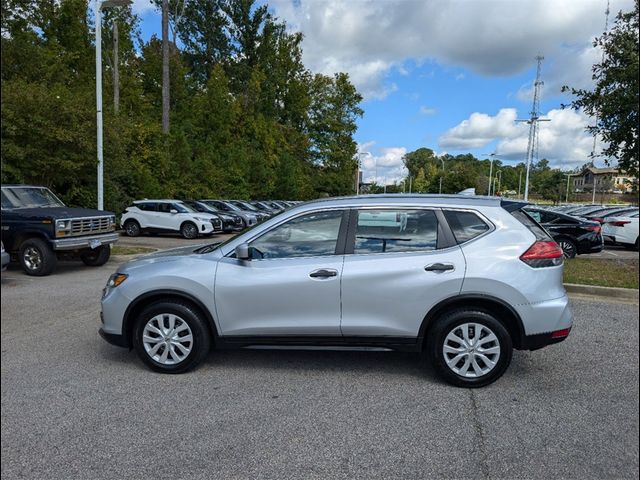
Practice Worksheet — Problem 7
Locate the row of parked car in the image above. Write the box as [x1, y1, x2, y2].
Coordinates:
[120, 199, 300, 239]
[526, 203, 639, 257]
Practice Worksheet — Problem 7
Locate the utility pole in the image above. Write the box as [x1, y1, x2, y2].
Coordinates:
[409, 176, 412, 193]
[518, 168, 523, 198]
[112, 20, 119, 114]
[438, 157, 445, 194]
[161, 0, 170, 134]
[564, 173, 572, 203]
[518, 55, 550, 201]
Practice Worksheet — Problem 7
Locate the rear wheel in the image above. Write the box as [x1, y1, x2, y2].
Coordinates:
[557, 238, 577, 259]
[19, 238, 57, 276]
[80, 245, 111, 266]
[428, 309, 512, 388]
[133, 300, 211, 373]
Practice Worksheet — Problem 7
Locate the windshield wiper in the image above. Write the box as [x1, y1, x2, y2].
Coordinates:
[194, 242, 221, 254]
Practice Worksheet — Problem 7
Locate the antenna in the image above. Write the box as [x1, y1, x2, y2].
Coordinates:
[517, 55, 550, 201]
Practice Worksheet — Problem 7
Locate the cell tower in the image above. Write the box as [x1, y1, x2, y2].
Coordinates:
[519, 55, 550, 201]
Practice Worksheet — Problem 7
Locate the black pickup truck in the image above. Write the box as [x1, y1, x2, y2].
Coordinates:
[1, 185, 119, 276]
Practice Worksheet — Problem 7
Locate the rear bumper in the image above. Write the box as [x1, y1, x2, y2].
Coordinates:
[521, 327, 571, 351]
[52, 232, 119, 250]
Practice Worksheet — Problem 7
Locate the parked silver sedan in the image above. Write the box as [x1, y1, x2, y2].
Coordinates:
[99, 195, 572, 387]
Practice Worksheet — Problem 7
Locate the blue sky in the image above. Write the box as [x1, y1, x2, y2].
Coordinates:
[132, 0, 634, 184]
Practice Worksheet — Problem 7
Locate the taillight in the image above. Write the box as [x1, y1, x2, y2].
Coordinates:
[551, 327, 571, 339]
[610, 220, 631, 227]
[520, 241, 564, 268]
[585, 225, 602, 233]
[590, 217, 604, 224]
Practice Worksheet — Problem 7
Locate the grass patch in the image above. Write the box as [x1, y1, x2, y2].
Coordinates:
[564, 257, 639, 289]
[112, 245, 157, 256]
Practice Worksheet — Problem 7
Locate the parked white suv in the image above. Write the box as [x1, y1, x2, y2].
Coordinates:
[102, 195, 572, 387]
[121, 200, 223, 239]
[602, 212, 639, 250]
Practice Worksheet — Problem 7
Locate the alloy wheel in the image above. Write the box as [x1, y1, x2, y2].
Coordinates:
[22, 246, 42, 271]
[142, 314, 193, 365]
[559, 240, 575, 259]
[442, 323, 501, 378]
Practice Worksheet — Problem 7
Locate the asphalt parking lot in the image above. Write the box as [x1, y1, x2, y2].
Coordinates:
[1, 240, 639, 479]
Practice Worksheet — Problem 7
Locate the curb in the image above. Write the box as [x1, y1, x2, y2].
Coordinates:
[564, 283, 639, 302]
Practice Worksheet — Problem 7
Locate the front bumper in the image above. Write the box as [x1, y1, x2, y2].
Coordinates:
[52, 232, 119, 250]
[99, 327, 128, 348]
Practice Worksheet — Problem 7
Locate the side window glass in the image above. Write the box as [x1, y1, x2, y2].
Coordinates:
[138, 203, 156, 212]
[157, 203, 171, 214]
[527, 210, 542, 222]
[444, 210, 490, 243]
[354, 209, 438, 254]
[250, 210, 344, 259]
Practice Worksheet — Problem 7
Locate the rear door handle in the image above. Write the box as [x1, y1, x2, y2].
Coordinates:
[309, 269, 338, 279]
[424, 263, 455, 272]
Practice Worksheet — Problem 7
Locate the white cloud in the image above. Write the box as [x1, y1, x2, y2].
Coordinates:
[271, 0, 632, 100]
[357, 144, 408, 184]
[439, 108, 523, 149]
[439, 107, 605, 168]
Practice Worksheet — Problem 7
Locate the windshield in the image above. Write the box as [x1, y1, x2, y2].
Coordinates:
[1, 187, 66, 209]
[231, 201, 258, 212]
[175, 202, 197, 213]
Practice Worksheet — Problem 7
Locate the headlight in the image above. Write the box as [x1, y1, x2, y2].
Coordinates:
[106, 273, 128, 288]
[194, 216, 210, 222]
[55, 219, 72, 237]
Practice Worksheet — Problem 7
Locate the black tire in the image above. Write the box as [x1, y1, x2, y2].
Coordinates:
[18, 237, 57, 276]
[133, 300, 212, 374]
[427, 309, 513, 388]
[123, 220, 141, 237]
[557, 238, 577, 259]
[80, 245, 111, 266]
[180, 221, 198, 239]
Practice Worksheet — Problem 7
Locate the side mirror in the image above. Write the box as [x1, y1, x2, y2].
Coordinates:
[235, 243, 251, 260]
[170, 209, 178, 214]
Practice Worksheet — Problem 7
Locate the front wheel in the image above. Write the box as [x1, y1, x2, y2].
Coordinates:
[19, 238, 57, 276]
[180, 222, 199, 239]
[133, 300, 211, 373]
[80, 245, 111, 266]
[427, 309, 512, 388]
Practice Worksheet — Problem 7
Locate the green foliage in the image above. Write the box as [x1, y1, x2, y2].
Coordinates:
[562, 0, 639, 178]
[1, 0, 363, 213]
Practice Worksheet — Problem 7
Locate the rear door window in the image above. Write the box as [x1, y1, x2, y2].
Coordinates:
[354, 209, 438, 254]
[443, 210, 490, 243]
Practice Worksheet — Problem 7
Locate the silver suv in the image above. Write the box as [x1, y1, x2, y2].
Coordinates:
[100, 195, 572, 387]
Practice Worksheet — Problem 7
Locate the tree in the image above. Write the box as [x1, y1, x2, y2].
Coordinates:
[562, 0, 639, 177]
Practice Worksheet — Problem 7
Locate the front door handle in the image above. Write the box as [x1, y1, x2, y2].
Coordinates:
[425, 263, 455, 272]
[309, 269, 338, 279]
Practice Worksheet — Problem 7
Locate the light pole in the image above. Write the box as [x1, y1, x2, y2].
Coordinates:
[94, 0, 131, 210]
[564, 173, 572, 203]
[518, 168, 523, 198]
[495, 170, 502, 195]
[357, 152, 375, 190]
[438, 157, 445, 194]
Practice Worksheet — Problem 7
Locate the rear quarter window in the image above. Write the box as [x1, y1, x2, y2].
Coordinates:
[443, 210, 490, 243]
[510, 209, 552, 241]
